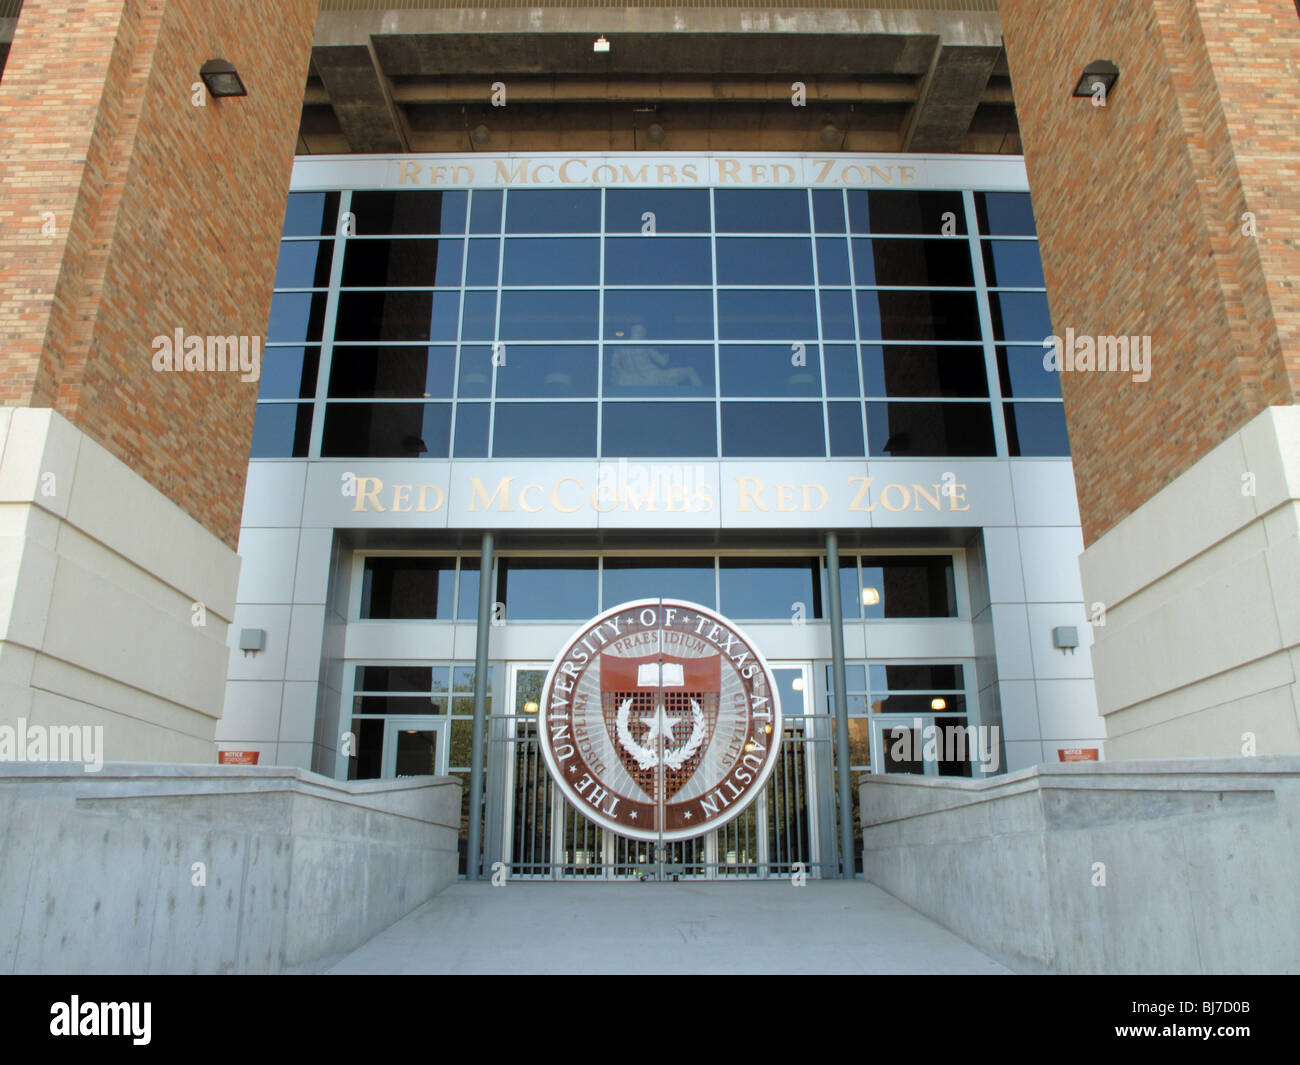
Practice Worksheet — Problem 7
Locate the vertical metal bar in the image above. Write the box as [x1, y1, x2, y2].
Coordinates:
[466, 530, 494, 880]
[826, 531, 855, 878]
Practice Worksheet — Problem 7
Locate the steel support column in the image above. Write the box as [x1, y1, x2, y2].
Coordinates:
[466, 530, 495, 880]
[825, 531, 856, 878]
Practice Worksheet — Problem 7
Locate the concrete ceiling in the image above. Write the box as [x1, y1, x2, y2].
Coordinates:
[299, 8, 1018, 156]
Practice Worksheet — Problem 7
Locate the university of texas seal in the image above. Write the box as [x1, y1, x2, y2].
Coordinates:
[537, 599, 781, 841]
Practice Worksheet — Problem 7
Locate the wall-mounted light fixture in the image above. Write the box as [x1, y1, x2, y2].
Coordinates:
[200, 58, 247, 98]
[930, 697, 947, 711]
[819, 121, 839, 145]
[593, 36, 610, 53]
[645, 123, 665, 144]
[1072, 60, 1119, 99]
[862, 587, 881, 607]
[471, 123, 491, 146]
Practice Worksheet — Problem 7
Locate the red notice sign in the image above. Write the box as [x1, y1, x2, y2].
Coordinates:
[1057, 747, 1099, 762]
[218, 750, 259, 765]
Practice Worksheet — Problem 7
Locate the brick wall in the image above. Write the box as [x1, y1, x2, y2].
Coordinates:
[0, 0, 317, 548]
[999, 0, 1299, 544]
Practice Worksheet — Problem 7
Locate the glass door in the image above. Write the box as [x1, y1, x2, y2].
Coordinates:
[381, 716, 447, 778]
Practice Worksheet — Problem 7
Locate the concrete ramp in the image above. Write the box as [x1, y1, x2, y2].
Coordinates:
[328, 880, 1010, 975]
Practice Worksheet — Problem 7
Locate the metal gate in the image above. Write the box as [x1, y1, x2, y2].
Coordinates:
[485, 664, 835, 880]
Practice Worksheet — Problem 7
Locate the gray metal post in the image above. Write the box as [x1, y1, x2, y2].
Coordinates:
[825, 531, 856, 878]
[466, 530, 494, 880]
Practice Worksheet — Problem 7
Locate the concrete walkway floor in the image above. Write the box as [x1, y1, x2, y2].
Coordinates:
[328, 880, 1011, 974]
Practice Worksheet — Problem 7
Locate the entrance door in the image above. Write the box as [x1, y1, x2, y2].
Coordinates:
[489, 662, 825, 879]
[381, 716, 446, 778]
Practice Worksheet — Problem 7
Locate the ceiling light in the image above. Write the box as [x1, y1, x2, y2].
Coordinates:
[819, 121, 839, 145]
[930, 698, 946, 711]
[593, 36, 610, 53]
[524, 701, 539, 714]
[646, 123, 665, 144]
[862, 587, 881, 606]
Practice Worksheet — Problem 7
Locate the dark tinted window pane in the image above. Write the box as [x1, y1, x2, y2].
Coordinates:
[856, 291, 981, 341]
[350, 191, 466, 235]
[721, 345, 821, 396]
[502, 238, 599, 285]
[361, 557, 455, 619]
[975, 192, 1037, 236]
[500, 290, 598, 340]
[718, 290, 817, 340]
[320, 402, 452, 457]
[469, 190, 503, 233]
[499, 558, 598, 620]
[334, 291, 459, 342]
[990, 292, 1053, 342]
[505, 190, 600, 233]
[851, 239, 974, 287]
[603, 558, 717, 608]
[716, 238, 814, 284]
[456, 560, 480, 620]
[605, 290, 714, 340]
[847, 191, 966, 235]
[282, 192, 339, 237]
[812, 189, 846, 233]
[495, 345, 597, 397]
[465, 239, 500, 285]
[982, 240, 1045, 287]
[721, 402, 824, 457]
[268, 292, 328, 342]
[492, 402, 595, 457]
[877, 663, 963, 691]
[866, 401, 996, 457]
[453, 403, 490, 457]
[347, 718, 384, 781]
[328, 345, 454, 398]
[603, 344, 714, 397]
[355, 665, 432, 692]
[820, 290, 855, 340]
[997, 346, 1061, 398]
[828, 402, 865, 456]
[606, 190, 710, 233]
[815, 237, 851, 284]
[250, 403, 312, 457]
[715, 190, 810, 233]
[1005, 402, 1071, 456]
[342, 239, 463, 287]
[601, 402, 717, 457]
[604, 237, 712, 285]
[259, 346, 319, 399]
[457, 346, 492, 397]
[823, 345, 860, 396]
[861, 346, 989, 398]
[274, 240, 333, 288]
[820, 557, 861, 620]
[720, 558, 821, 620]
[460, 292, 497, 341]
[859, 558, 957, 618]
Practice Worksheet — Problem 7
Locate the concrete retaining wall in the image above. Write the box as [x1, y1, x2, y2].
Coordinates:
[0, 763, 460, 974]
[859, 756, 1300, 973]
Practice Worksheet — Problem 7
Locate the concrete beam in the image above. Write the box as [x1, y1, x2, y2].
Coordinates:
[902, 42, 1002, 153]
[312, 42, 407, 153]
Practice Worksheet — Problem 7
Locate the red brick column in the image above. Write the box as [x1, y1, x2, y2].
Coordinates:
[998, 0, 1299, 544]
[0, 0, 317, 548]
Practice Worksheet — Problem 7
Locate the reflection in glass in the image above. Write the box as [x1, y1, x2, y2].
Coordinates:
[355, 665, 433, 692]
[268, 292, 328, 343]
[259, 346, 319, 399]
[847, 191, 966, 235]
[492, 402, 596, 457]
[815, 237, 851, 284]
[505, 190, 600, 233]
[282, 192, 340, 237]
[602, 558, 717, 608]
[827, 402, 865, 456]
[720, 558, 821, 619]
[866, 401, 996, 457]
[822, 345, 860, 396]
[361, 557, 456, 619]
[274, 240, 332, 288]
[604, 290, 714, 340]
[856, 291, 981, 342]
[989, 292, 1053, 342]
[812, 189, 846, 233]
[334, 291, 458, 342]
[602, 402, 716, 458]
[499, 558, 598, 620]
[328, 345, 454, 398]
[606, 190, 710, 232]
[859, 557, 957, 618]
[975, 192, 1037, 236]
[250, 403, 312, 458]
[351, 190, 467, 235]
[721, 402, 824, 457]
[602, 341, 713, 397]
[1004, 402, 1071, 456]
[469, 189, 503, 233]
[342, 239, 463, 288]
[500, 290, 598, 340]
[998, 346, 1062, 398]
[717, 290, 817, 340]
[720, 346, 821, 396]
[453, 403, 489, 457]
[604, 237, 711, 285]
[502, 238, 599, 285]
[851, 239, 974, 287]
[714, 190, 810, 233]
[494, 345, 597, 398]
[321, 402, 452, 458]
[860, 345, 989, 398]
[394, 730, 438, 777]
[716, 238, 814, 284]
[981, 240, 1046, 287]
[465, 239, 500, 285]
